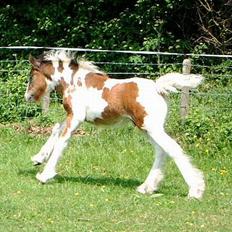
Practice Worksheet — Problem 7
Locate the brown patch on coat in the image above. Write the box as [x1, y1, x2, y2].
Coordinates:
[55, 78, 69, 96]
[40, 62, 55, 80]
[58, 60, 64, 73]
[85, 73, 108, 90]
[95, 82, 147, 128]
[69, 60, 79, 85]
[61, 95, 73, 137]
[28, 69, 48, 101]
[77, 79, 82, 87]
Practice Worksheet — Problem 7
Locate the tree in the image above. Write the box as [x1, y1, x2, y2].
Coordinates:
[194, 0, 232, 54]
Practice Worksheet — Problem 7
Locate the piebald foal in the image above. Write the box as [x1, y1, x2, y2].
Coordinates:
[25, 51, 205, 199]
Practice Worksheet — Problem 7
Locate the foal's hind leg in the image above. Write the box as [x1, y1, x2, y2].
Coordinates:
[148, 129, 205, 199]
[31, 123, 63, 165]
[137, 143, 166, 194]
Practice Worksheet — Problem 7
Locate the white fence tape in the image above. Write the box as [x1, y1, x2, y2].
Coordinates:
[0, 46, 232, 58]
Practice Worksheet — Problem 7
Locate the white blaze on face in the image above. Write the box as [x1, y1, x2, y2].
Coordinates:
[24, 82, 31, 101]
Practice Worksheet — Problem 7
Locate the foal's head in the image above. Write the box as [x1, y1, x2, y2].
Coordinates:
[25, 55, 55, 102]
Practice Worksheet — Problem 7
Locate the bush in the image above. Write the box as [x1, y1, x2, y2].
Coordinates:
[0, 61, 41, 123]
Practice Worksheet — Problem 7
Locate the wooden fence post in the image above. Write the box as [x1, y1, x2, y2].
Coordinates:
[180, 57, 191, 120]
[42, 92, 50, 113]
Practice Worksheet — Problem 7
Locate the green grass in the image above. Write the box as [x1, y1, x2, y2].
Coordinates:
[0, 119, 231, 232]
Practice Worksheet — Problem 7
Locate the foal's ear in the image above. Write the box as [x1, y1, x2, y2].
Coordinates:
[29, 54, 41, 68]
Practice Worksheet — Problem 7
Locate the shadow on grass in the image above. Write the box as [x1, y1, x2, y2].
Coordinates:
[56, 175, 141, 189]
[18, 169, 188, 197]
[18, 168, 141, 189]
[18, 168, 37, 177]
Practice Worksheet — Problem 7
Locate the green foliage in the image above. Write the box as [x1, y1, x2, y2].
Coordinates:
[0, 0, 231, 58]
[0, 60, 41, 122]
[31, 104, 65, 127]
[0, 0, 211, 54]
[208, 60, 232, 87]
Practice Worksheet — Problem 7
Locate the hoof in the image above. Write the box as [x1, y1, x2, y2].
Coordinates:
[31, 155, 45, 166]
[188, 185, 205, 200]
[136, 183, 155, 195]
[36, 172, 57, 184]
[32, 160, 42, 166]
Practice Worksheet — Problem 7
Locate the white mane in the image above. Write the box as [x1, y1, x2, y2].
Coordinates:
[78, 60, 103, 74]
[44, 50, 74, 62]
[43, 50, 104, 74]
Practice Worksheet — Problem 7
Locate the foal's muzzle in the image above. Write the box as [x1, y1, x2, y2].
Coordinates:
[24, 92, 35, 102]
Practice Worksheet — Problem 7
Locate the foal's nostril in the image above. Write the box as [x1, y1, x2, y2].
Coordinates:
[25, 93, 34, 101]
[29, 94, 35, 101]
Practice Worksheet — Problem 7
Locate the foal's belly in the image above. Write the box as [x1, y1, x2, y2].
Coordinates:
[85, 109, 120, 125]
[85, 107, 130, 126]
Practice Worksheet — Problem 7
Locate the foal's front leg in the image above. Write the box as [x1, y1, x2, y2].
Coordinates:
[31, 123, 64, 165]
[36, 116, 82, 183]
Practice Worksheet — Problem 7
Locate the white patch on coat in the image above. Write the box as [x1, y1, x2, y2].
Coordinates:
[62, 62, 73, 84]
[50, 60, 61, 83]
[84, 87, 108, 122]
[73, 68, 91, 88]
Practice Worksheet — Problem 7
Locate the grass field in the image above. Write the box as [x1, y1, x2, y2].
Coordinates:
[0, 109, 231, 232]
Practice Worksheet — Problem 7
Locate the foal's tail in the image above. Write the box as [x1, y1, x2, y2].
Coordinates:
[155, 72, 204, 95]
